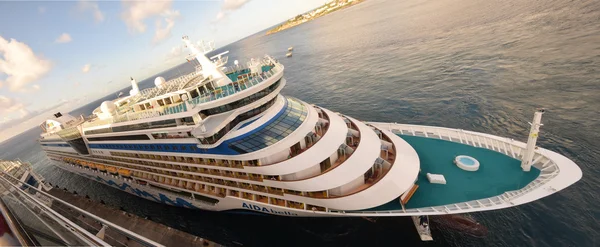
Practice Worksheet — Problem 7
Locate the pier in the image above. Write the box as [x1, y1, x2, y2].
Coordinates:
[46, 187, 222, 247]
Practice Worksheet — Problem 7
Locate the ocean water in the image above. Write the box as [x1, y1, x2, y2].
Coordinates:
[1, 0, 599, 246]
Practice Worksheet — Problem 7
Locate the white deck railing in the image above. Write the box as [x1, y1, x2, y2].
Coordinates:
[188, 64, 281, 108]
[83, 103, 185, 130]
[83, 57, 283, 130]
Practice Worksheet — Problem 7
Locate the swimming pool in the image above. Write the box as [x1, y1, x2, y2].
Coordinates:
[458, 156, 476, 166]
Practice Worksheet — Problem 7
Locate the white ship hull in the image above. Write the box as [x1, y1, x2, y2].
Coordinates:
[47, 121, 581, 217]
[37, 38, 581, 218]
[53, 159, 312, 217]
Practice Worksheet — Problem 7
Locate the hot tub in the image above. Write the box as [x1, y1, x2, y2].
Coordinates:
[454, 155, 480, 171]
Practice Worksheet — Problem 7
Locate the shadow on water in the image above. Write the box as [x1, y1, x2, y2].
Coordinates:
[2, 0, 600, 246]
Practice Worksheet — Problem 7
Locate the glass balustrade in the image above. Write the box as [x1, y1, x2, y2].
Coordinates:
[84, 58, 281, 129]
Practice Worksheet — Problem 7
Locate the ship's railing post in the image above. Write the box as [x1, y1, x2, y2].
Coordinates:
[0, 172, 165, 247]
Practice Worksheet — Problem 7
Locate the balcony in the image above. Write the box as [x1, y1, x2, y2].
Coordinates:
[188, 63, 280, 108]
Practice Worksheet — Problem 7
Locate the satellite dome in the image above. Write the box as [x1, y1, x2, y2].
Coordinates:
[155, 77, 166, 88]
[100, 101, 117, 114]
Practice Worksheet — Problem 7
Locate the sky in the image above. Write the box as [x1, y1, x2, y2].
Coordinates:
[0, 0, 326, 143]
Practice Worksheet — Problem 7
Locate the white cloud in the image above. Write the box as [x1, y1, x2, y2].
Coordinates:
[121, 0, 180, 43]
[216, 11, 226, 21]
[121, 0, 173, 33]
[0, 36, 52, 92]
[164, 45, 184, 64]
[82, 64, 91, 73]
[55, 33, 72, 43]
[8, 84, 42, 94]
[215, 0, 252, 22]
[38, 6, 46, 14]
[78, 0, 105, 23]
[0, 99, 78, 143]
[153, 10, 180, 43]
[223, 0, 251, 10]
[0, 96, 28, 117]
[170, 46, 183, 57]
[0, 117, 11, 125]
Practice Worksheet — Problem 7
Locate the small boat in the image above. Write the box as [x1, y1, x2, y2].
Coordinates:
[288, 46, 293, 51]
[286, 52, 292, 57]
[412, 215, 433, 241]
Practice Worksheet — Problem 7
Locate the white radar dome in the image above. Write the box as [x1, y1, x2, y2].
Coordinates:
[100, 101, 117, 114]
[155, 77, 166, 88]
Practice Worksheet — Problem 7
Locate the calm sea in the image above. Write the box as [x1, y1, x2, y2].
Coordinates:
[1, 0, 598, 246]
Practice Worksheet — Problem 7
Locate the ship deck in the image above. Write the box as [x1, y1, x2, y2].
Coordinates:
[361, 134, 540, 211]
[225, 65, 274, 83]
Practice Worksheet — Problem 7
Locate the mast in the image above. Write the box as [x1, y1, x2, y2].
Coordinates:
[181, 35, 232, 87]
[130, 77, 139, 96]
[521, 109, 545, 172]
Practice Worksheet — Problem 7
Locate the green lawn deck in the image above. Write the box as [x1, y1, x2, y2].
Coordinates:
[358, 134, 540, 212]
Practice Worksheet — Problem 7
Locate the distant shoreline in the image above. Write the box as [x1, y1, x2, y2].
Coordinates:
[266, 0, 365, 35]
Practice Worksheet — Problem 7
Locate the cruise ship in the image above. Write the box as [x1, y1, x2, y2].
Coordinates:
[38, 36, 582, 218]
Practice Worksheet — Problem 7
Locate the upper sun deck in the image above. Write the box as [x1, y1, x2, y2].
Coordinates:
[411, 135, 538, 208]
[349, 122, 576, 216]
[82, 56, 283, 131]
[369, 134, 540, 211]
[39, 113, 87, 140]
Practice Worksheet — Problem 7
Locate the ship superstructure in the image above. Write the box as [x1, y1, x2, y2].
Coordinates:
[38, 36, 582, 217]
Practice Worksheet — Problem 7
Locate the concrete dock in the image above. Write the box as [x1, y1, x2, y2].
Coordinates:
[47, 188, 222, 247]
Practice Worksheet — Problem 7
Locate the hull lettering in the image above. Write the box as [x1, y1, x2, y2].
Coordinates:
[243, 203, 298, 216]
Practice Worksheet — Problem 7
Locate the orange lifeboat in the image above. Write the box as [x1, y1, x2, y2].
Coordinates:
[96, 164, 106, 171]
[118, 168, 132, 177]
[107, 166, 118, 175]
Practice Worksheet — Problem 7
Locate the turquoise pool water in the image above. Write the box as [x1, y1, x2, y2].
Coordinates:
[459, 156, 476, 166]
[359, 134, 540, 211]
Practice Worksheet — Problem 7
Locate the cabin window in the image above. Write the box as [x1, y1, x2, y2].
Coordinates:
[189, 89, 199, 98]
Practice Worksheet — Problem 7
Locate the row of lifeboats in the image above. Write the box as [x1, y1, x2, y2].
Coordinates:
[132, 171, 220, 194]
[62, 157, 132, 177]
[62, 157, 223, 196]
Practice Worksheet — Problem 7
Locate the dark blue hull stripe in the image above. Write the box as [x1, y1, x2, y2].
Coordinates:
[87, 98, 290, 155]
[79, 173, 199, 209]
[41, 143, 70, 147]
